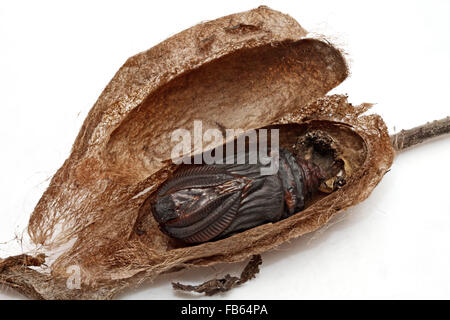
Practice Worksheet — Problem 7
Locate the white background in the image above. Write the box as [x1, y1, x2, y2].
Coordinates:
[1, 0, 450, 299]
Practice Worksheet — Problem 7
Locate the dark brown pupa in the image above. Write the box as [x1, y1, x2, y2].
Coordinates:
[0, 7, 394, 299]
[148, 147, 327, 244]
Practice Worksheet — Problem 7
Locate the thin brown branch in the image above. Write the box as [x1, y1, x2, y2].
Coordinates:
[390, 116, 450, 152]
[172, 254, 262, 296]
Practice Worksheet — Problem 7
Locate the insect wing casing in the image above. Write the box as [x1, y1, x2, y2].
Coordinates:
[150, 147, 324, 244]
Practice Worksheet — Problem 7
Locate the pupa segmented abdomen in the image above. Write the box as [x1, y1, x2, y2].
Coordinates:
[151, 148, 322, 244]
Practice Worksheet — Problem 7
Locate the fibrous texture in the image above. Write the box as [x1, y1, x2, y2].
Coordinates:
[0, 6, 393, 299]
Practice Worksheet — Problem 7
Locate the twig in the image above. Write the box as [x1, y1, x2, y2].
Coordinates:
[172, 254, 262, 296]
[390, 116, 450, 152]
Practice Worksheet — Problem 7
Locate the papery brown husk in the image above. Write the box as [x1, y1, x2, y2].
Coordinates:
[0, 6, 394, 299]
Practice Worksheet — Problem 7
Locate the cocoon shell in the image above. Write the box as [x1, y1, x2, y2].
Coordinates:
[0, 6, 394, 299]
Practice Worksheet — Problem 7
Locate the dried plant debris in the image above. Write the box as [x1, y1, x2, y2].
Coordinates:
[0, 6, 446, 300]
[172, 255, 262, 296]
[391, 116, 450, 152]
[0, 254, 46, 276]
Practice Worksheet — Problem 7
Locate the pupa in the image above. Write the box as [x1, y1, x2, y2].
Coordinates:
[0, 6, 449, 299]
[149, 147, 326, 244]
